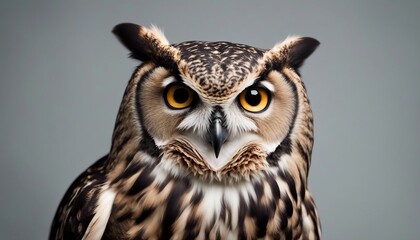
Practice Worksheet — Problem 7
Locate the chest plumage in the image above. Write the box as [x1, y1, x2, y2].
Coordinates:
[50, 23, 321, 240]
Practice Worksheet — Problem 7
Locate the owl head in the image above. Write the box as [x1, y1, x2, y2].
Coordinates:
[111, 23, 319, 183]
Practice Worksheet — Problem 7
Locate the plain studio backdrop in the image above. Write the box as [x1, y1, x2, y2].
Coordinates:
[1, 1, 419, 239]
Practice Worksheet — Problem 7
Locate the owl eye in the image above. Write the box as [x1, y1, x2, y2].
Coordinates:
[238, 87, 271, 113]
[164, 83, 195, 109]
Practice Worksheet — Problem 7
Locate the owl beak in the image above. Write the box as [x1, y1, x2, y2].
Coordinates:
[209, 109, 228, 158]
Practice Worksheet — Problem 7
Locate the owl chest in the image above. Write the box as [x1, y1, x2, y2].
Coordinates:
[105, 176, 303, 239]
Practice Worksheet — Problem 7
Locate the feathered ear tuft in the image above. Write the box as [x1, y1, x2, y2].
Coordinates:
[112, 23, 178, 68]
[286, 37, 320, 69]
[264, 36, 320, 71]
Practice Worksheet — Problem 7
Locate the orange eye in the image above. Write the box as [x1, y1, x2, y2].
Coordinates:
[164, 83, 195, 109]
[239, 87, 270, 113]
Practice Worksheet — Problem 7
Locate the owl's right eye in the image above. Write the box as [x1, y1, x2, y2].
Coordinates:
[164, 83, 195, 109]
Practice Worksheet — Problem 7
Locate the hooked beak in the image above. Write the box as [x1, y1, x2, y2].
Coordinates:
[208, 108, 228, 158]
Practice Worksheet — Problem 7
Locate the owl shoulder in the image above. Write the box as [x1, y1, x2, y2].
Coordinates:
[49, 155, 115, 240]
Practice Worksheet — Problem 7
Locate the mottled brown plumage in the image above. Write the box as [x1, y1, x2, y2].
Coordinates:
[50, 23, 321, 240]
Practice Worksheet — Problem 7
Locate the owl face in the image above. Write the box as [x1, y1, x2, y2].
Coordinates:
[113, 23, 319, 182]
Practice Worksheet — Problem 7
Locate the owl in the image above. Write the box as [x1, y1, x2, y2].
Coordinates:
[50, 23, 321, 240]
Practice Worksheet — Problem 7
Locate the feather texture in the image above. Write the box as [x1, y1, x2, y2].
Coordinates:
[50, 23, 321, 239]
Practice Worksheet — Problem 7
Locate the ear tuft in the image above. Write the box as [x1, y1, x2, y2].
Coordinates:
[112, 23, 177, 67]
[113, 23, 150, 61]
[263, 36, 320, 71]
[287, 37, 320, 69]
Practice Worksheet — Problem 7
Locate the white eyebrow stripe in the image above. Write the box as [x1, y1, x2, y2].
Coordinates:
[162, 76, 177, 87]
[259, 80, 275, 92]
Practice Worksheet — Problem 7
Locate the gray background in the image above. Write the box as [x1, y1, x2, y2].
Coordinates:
[1, 0, 419, 239]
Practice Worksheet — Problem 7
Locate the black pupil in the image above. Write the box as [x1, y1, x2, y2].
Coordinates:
[174, 87, 190, 103]
[245, 89, 261, 106]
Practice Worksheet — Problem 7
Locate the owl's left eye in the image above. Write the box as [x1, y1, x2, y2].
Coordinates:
[164, 83, 195, 109]
[238, 87, 271, 113]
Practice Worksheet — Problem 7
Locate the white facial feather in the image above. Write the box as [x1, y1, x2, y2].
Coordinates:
[176, 103, 213, 137]
[177, 100, 258, 139]
[223, 105, 258, 137]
